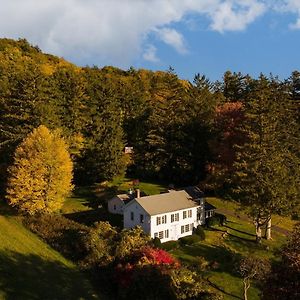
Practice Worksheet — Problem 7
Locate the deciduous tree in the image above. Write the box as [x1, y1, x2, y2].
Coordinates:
[6, 125, 73, 214]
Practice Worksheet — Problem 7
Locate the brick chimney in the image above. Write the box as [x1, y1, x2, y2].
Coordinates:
[136, 189, 140, 198]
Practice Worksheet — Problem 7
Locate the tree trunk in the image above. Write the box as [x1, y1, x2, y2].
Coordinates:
[243, 278, 250, 300]
[255, 223, 262, 243]
[265, 217, 272, 240]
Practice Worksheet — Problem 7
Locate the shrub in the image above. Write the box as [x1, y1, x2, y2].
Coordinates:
[139, 246, 178, 266]
[194, 225, 206, 240]
[81, 221, 118, 268]
[206, 213, 227, 227]
[161, 240, 179, 251]
[206, 216, 219, 227]
[217, 213, 227, 225]
[179, 234, 201, 246]
[196, 256, 210, 271]
[152, 237, 162, 248]
[23, 214, 89, 261]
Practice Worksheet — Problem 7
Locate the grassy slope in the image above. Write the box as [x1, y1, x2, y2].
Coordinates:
[0, 205, 99, 300]
[171, 197, 295, 300]
[207, 197, 298, 232]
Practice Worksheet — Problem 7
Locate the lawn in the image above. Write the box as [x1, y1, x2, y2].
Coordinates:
[108, 176, 168, 195]
[206, 197, 298, 232]
[170, 211, 289, 300]
[61, 177, 168, 227]
[0, 202, 101, 300]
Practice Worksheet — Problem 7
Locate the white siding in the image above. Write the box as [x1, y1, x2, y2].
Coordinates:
[124, 200, 151, 233]
[150, 207, 201, 242]
[108, 197, 124, 215]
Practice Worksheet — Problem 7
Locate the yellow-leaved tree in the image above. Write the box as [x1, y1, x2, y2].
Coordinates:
[6, 125, 73, 215]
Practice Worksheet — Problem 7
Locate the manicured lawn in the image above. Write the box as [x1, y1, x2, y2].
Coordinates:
[0, 202, 100, 300]
[170, 212, 288, 300]
[61, 177, 168, 227]
[109, 176, 168, 195]
[61, 187, 94, 214]
[206, 197, 298, 233]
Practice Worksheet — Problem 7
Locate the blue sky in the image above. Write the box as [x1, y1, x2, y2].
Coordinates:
[0, 1, 300, 81]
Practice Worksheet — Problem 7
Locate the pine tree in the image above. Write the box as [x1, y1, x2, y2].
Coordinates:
[6, 125, 73, 215]
[232, 75, 300, 241]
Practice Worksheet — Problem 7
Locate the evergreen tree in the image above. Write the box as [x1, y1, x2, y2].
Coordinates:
[6, 125, 73, 215]
[77, 68, 126, 184]
[231, 75, 300, 241]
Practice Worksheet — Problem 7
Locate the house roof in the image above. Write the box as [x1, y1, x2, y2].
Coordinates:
[184, 186, 204, 199]
[115, 194, 134, 205]
[134, 190, 199, 216]
[205, 202, 216, 211]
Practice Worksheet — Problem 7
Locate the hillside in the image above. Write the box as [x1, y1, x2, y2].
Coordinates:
[0, 203, 99, 300]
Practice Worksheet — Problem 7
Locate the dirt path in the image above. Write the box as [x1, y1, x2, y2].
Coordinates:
[216, 208, 290, 236]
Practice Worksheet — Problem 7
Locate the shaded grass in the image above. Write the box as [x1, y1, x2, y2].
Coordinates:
[171, 214, 287, 300]
[0, 201, 100, 300]
[62, 178, 167, 228]
[61, 187, 97, 214]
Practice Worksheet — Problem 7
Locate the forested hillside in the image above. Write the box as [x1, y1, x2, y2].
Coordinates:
[0, 37, 299, 213]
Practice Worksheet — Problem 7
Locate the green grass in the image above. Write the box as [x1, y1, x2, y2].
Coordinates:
[206, 197, 298, 232]
[0, 202, 100, 300]
[171, 212, 288, 300]
[61, 186, 97, 214]
[109, 176, 168, 196]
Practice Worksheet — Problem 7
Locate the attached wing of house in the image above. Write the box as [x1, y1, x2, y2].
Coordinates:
[107, 193, 134, 215]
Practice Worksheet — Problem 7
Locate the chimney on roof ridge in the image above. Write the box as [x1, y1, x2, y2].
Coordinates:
[136, 189, 140, 198]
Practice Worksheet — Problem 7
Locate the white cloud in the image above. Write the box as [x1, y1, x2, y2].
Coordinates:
[0, 0, 281, 66]
[143, 45, 159, 62]
[156, 28, 188, 54]
[207, 1, 266, 32]
[273, 0, 300, 29]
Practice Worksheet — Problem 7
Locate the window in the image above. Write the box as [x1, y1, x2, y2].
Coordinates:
[185, 224, 190, 232]
[158, 231, 164, 239]
[165, 230, 169, 239]
[140, 214, 144, 223]
[190, 223, 194, 231]
[175, 213, 179, 221]
[171, 214, 174, 223]
[154, 232, 158, 238]
[130, 212, 134, 221]
[157, 216, 161, 225]
[162, 215, 167, 224]
[188, 210, 192, 218]
[183, 211, 187, 219]
[113, 204, 116, 210]
[181, 226, 184, 234]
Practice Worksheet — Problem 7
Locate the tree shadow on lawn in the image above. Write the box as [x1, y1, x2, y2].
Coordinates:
[71, 186, 111, 210]
[180, 243, 243, 299]
[64, 207, 123, 228]
[224, 224, 256, 237]
[0, 200, 18, 217]
[0, 250, 97, 300]
[209, 227, 256, 243]
[181, 243, 241, 275]
[206, 277, 243, 300]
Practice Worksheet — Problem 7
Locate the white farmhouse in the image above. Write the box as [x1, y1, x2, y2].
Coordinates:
[123, 187, 215, 242]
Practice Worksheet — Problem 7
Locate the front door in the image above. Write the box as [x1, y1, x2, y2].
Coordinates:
[171, 224, 179, 240]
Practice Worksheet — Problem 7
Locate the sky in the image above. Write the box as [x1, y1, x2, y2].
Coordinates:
[0, 0, 300, 81]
